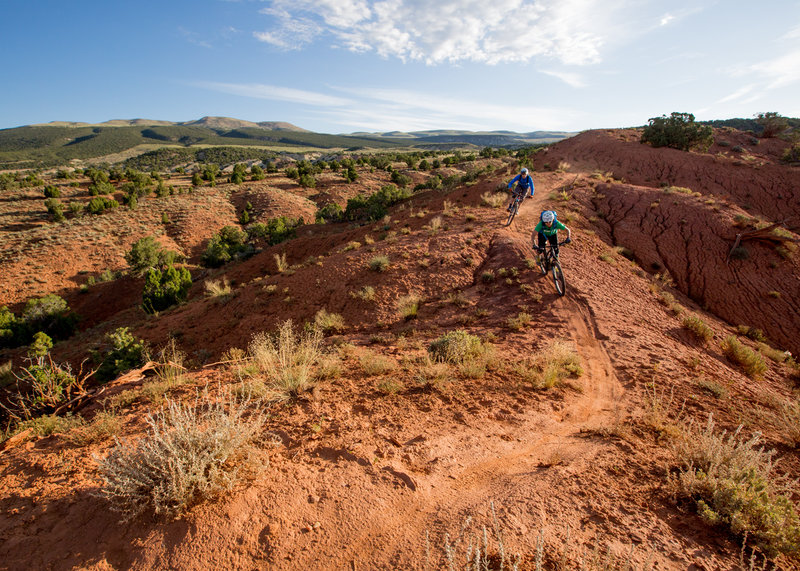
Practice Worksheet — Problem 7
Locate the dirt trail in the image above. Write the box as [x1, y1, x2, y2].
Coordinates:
[327, 181, 629, 568]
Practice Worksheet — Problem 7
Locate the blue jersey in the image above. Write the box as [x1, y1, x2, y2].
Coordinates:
[508, 174, 534, 197]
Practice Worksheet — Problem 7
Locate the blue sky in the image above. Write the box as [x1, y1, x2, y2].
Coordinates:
[2, 0, 799, 134]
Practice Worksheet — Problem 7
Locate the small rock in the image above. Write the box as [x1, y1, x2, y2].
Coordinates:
[313, 521, 321, 531]
[308, 494, 320, 504]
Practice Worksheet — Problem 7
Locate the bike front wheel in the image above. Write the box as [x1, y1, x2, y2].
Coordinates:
[536, 253, 548, 275]
[552, 261, 566, 296]
[505, 202, 519, 226]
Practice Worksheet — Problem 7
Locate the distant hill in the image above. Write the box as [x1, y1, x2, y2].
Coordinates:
[0, 117, 575, 169]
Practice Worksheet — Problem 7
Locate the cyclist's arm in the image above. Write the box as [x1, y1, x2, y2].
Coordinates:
[507, 174, 520, 189]
[528, 177, 535, 197]
[558, 222, 571, 240]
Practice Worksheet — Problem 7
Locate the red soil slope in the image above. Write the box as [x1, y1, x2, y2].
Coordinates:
[1, 144, 799, 570]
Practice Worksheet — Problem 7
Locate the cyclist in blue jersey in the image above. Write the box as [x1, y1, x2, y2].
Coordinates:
[506, 167, 534, 211]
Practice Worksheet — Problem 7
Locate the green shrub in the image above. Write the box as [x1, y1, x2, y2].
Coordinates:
[142, 265, 192, 313]
[298, 173, 316, 188]
[202, 226, 249, 267]
[20, 294, 78, 342]
[86, 196, 119, 215]
[44, 198, 65, 222]
[89, 181, 115, 195]
[125, 236, 180, 276]
[315, 202, 344, 224]
[641, 112, 713, 151]
[782, 143, 800, 164]
[28, 331, 53, 358]
[95, 327, 147, 383]
[10, 353, 82, 416]
[250, 164, 264, 180]
[229, 163, 247, 184]
[246, 216, 301, 246]
[43, 185, 60, 198]
[345, 185, 410, 222]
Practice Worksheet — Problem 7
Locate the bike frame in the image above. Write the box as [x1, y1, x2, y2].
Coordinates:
[535, 239, 568, 296]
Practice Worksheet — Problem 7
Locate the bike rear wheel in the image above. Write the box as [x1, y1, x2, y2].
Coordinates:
[552, 261, 566, 296]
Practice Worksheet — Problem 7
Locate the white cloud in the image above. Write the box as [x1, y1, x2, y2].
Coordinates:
[254, 0, 639, 66]
[195, 81, 353, 107]
[659, 14, 675, 26]
[728, 49, 800, 91]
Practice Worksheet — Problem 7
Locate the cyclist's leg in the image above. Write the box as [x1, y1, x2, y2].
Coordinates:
[537, 233, 547, 250]
[548, 233, 559, 256]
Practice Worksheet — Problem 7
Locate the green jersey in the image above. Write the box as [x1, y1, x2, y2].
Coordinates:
[534, 219, 566, 237]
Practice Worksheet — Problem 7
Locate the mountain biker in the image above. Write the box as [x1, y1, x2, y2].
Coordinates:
[533, 210, 571, 256]
[506, 167, 534, 211]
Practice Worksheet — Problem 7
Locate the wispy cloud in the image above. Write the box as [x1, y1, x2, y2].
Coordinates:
[330, 85, 581, 130]
[539, 69, 586, 88]
[728, 49, 800, 91]
[716, 85, 755, 104]
[195, 81, 352, 106]
[254, 0, 641, 66]
[178, 26, 212, 49]
[194, 80, 579, 131]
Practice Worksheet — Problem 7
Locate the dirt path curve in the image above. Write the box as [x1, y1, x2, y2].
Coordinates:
[336, 183, 627, 569]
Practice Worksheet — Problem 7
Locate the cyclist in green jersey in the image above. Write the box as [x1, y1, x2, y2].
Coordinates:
[534, 210, 571, 256]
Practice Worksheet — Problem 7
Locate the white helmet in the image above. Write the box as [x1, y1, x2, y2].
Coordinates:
[542, 211, 555, 223]
[520, 167, 529, 176]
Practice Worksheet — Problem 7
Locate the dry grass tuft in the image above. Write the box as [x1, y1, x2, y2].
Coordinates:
[721, 336, 767, 378]
[480, 191, 506, 208]
[396, 293, 422, 320]
[520, 341, 583, 389]
[668, 415, 800, 556]
[204, 277, 232, 300]
[313, 309, 345, 333]
[682, 314, 714, 343]
[247, 320, 325, 400]
[96, 390, 266, 521]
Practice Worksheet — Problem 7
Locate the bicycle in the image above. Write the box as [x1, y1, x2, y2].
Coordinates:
[505, 191, 526, 226]
[534, 240, 569, 296]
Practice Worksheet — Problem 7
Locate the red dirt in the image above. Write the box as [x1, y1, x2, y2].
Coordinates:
[1, 135, 799, 570]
